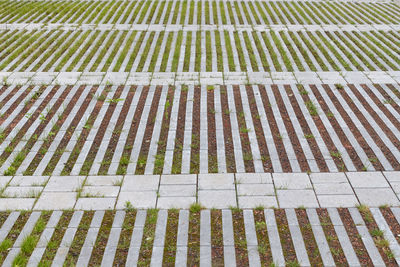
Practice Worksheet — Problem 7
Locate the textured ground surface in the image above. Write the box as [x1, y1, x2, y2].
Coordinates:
[1, 0, 400, 265]
[0, 207, 399, 266]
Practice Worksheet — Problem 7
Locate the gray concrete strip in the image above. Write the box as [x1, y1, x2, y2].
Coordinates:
[306, 209, 335, 267]
[100, 210, 125, 267]
[264, 209, 285, 266]
[150, 210, 168, 267]
[285, 209, 311, 266]
[126, 210, 147, 265]
[76, 210, 105, 266]
[222, 210, 236, 267]
[200, 210, 211, 267]
[243, 209, 261, 267]
[175, 210, 189, 267]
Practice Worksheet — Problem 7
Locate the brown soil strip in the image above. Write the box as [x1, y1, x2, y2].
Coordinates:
[0, 211, 30, 264]
[309, 85, 364, 170]
[272, 85, 310, 172]
[297, 85, 346, 171]
[0, 86, 58, 168]
[88, 211, 115, 266]
[275, 209, 298, 264]
[285, 85, 328, 172]
[0, 85, 27, 124]
[258, 85, 292, 172]
[245, 86, 272, 171]
[232, 85, 255, 172]
[358, 207, 397, 265]
[113, 210, 137, 266]
[219, 86, 236, 173]
[207, 86, 218, 173]
[295, 209, 323, 265]
[135, 86, 163, 174]
[211, 210, 224, 266]
[337, 208, 373, 265]
[43, 86, 99, 175]
[187, 211, 200, 265]
[335, 84, 394, 170]
[232, 210, 249, 266]
[61, 86, 110, 175]
[99, 86, 136, 175]
[190, 86, 201, 174]
[116, 86, 150, 175]
[153, 86, 175, 174]
[373, 84, 400, 116]
[316, 209, 348, 266]
[162, 210, 179, 266]
[39, 211, 73, 266]
[253, 210, 273, 265]
[380, 208, 400, 244]
[171, 85, 188, 174]
[64, 211, 95, 266]
[80, 86, 124, 175]
[24, 85, 86, 175]
[137, 209, 158, 266]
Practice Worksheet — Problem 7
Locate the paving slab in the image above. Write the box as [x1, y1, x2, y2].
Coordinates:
[277, 190, 319, 208]
[34, 192, 77, 210]
[355, 188, 400, 206]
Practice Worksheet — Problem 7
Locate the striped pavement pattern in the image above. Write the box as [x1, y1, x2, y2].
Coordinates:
[0, 83, 399, 176]
[0, 207, 398, 266]
[0, 0, 399, 25]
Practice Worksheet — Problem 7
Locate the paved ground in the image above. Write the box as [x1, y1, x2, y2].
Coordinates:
[0, 207, 399, 266]
[0, 172, 399, 210]
[1, 0, 400, 265]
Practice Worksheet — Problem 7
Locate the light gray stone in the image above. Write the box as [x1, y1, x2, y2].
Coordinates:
[82, 186, 120, 197]
[158, 185, 196, 197]
[237, 184, 274, 196]
[355, 188, 399, 206]
[160, 174, 197, 184]
[0, 198, 34, 210]
[75, 198, 115, 210]
[10, 176, 49, 186]
[238, 196, 278, 209]
[44, 176, 85, 192]
[34, 192, 77, 210]
[157, 197, 196, 209]
[273, 173, 312, 190]
[198, 173, 235, 190]
[313, 183, 353, 195]
[86, 175, 123, 186]
[121, 175, 160, 191]
[317, 195, 359, 208]
[116, 191, 157, 209]
[347, 172, 390, 188]
[309, 172, 348, 183]
[198, 190, 236, 209]
[277, 190, 319, 208]
[235, 173, 272, 184]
